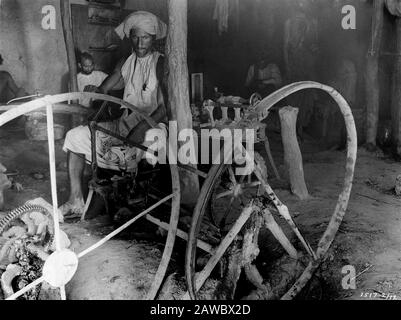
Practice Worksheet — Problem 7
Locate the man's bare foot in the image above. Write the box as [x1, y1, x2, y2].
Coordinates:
[59, 198, 85, 218]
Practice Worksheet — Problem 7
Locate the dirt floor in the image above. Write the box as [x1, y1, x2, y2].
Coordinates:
[1, 118, 401, 300]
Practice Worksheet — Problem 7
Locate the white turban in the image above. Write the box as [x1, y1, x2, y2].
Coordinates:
[115, 11, 167, 40]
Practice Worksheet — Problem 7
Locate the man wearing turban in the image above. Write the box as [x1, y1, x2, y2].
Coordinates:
[60, 11, 168, 217]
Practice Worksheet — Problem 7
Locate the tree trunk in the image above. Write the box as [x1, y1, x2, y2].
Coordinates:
[60, 0, 80, 127]
[166, 0, 199, 205]
[366, 0, 384, 146]
[279, 107, 309, 200]
[60, 0, 78, 92]
[392, 19, 401, 155]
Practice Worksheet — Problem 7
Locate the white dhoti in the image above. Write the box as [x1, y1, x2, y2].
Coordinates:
[63, 121, 167, 172]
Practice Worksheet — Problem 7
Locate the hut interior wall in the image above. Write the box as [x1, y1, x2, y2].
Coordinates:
[0, 0, 397, 145]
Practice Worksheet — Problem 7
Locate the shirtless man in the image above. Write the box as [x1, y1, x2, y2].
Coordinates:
[0, 54, 27, 103]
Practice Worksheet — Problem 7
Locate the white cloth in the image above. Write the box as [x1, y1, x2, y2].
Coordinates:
[121, 51, 161, 112]
[63, 121, 122, 169]
[114, 11, 167, 40]
[62, 122, 167, 171]
[118, 51, 162, 137]
[77, 71, 108, 107]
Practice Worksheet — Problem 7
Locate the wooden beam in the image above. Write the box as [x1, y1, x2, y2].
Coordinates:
[60, 0, 78, 92]
[145, 214, 214, 254]
[392, 18, 401, 155]
[365, 0, 384, 147]
[0, 103, 88, 115]
[166, 0, 199, 205]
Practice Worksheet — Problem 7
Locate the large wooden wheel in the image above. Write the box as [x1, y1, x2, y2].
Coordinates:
[185, 81, 358, 300]
[0, 92, 181, 300]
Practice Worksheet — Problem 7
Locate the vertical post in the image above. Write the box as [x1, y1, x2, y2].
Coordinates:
[45, 101, 66, 300]
[365, 0, 384, 148]
[46, 103, 61, 252]
[60, 0, 80, 128]
[60, 0, 78, 93]
[279, 106, 309, 200]
[166, 0, 200, 205]
[392, 19, 401, 155]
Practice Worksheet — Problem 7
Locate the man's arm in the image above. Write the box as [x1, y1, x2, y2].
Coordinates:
[97, 59, 125, 94]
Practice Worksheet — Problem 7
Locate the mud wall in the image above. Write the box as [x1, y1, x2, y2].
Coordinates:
[0, 0, 69, 95]
[0, 0, 168, 96]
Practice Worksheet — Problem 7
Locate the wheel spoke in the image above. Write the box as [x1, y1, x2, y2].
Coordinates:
[6, 276, 45, 300]
[215, 190, 234, 199]
[219, 195, 237, 229]
[78, 192, 176, 259]
[178, 164, 208, 179]
[60, 286, 66, 300]
[183, 202, 258, 299]
[253, 166, 317, 259]
[228, 166, 237, 186]
[220, 174, 246, 227]
[145, 214, 214, 254]
[263, 209, 298, 259]
[242, 181, 261, 189]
